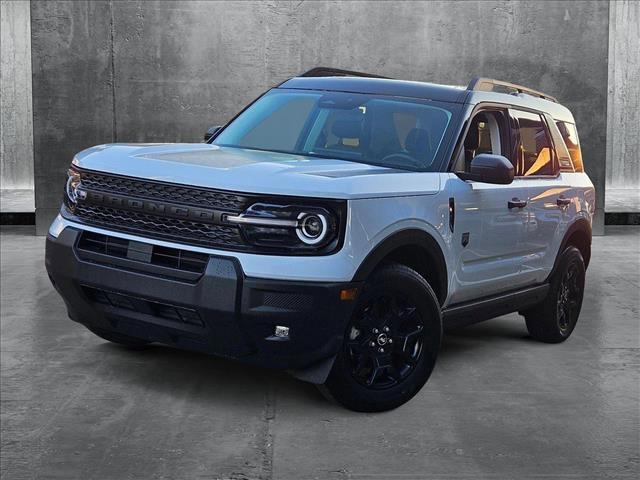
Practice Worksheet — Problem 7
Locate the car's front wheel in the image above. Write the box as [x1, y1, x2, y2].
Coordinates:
[321, 263, 442, 412]
[523, 246, 586, 343]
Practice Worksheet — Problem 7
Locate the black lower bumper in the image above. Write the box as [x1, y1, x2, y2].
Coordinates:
[45, 228, 359, 371]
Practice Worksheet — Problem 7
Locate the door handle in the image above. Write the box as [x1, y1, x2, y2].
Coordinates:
[508, 198, 528, 209]
[557, 196, 571, 207]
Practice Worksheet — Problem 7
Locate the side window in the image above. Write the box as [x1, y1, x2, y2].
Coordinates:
[545, 116, 574, 172]
[455, 110, 507, 172]
[511, 110, 557, 177]
[556, 121, 584, 172]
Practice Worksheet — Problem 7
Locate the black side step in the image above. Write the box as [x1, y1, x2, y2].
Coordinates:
[442, 284, 549, 330]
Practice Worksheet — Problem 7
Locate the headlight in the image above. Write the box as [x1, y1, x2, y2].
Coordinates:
[64, 167, 82, 208]
[297, 212, 329, 245]
[224, 203, 340, 252]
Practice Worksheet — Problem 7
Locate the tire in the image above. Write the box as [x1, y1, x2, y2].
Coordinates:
[523, 246, 585, 343]
[87, 326, 150, 349]
[321, 263, 442, 412]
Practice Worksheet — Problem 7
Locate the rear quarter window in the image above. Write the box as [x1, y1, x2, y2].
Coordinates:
[555, 121, 584, 172]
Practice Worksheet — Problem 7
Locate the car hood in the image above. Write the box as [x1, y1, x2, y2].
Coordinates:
[73, 143, 441, 199]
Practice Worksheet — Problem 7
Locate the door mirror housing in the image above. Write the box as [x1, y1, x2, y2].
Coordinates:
[204, 125, 223, 142]
[457, 154, 514, 185]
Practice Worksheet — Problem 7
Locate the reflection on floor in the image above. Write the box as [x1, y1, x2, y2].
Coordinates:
[605, 187, 640, 212]
[0, 189, 34, 212]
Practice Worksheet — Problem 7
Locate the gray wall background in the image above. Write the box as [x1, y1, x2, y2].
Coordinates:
[606, 0, 639, 190]
[19, 0, 615, 232]
[1, 0, 33, 190]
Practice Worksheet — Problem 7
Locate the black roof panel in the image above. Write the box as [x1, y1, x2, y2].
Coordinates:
[278, 76, 468, 103]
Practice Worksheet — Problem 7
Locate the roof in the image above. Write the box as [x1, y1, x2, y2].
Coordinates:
[277, 70, 573, 122]
[277, 76, 470, 103]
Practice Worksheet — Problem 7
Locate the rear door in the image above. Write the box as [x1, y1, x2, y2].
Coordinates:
[510, 109, 568, 285]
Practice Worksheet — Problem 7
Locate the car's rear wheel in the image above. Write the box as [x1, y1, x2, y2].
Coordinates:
[523, 246, 585, 343]
[321, 263, 442, 412]
[87, 326, 150, 349]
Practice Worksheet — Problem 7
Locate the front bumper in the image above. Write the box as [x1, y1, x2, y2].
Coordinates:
[45, 227, 360, 371]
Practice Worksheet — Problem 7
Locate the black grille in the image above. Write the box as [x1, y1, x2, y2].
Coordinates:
[77, 231, 129, 257]
[80, 171, 248, 211]
[65, 168, 346, 254]
[75, 204, 243, 248]
[262, 292, 314, 310]
[69, 170, 251, 249]
[77, 231, 209, 274]
[82, 285, 204, 327]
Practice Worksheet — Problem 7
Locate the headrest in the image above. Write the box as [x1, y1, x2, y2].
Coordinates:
[332, 119, 362, 138]
[464, 120, 480, 150]
[405, 128, 431, 155]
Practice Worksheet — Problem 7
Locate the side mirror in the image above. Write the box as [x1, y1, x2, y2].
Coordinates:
[457, 154, 514, 185]
[204, 125, 223, 142]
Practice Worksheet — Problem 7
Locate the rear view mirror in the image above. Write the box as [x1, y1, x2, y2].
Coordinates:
[457, 154, 514, 185]
[204, 125, 222, 142]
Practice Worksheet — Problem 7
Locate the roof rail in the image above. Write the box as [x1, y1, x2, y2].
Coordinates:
[467, 77, 558, 103]
[299, 67, 390, 79]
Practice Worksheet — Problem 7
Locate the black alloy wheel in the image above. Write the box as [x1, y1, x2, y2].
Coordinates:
[524, 246, 585, 343]
[557, 262, 581, 334]
[346, 294, 424, 390]
[321, 263, 442, 412]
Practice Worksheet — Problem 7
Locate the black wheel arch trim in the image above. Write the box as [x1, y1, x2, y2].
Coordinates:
[550, 218, 592, 280]
[351, 229, 448, 305]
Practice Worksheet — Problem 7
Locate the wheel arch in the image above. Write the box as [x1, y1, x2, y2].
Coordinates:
[553, 218, 592, 276]
[352, 229, 448, 305]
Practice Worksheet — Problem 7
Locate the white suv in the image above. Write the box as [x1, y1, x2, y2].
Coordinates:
[46, 68, 595, 411]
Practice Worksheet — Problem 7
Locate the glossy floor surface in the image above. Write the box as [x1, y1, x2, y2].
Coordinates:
[1, 226, 638, 480]
[606, 188, 640, 213]
[0, 189, 34, 213]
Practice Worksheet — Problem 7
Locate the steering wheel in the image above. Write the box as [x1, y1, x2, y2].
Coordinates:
[380, 152, 423, 168]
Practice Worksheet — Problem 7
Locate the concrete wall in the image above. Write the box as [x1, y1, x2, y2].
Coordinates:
[30, 1, 113, 228]
[1, 0, 34, 190]
[606, 0, 640, 190]
[31, 0, 610, 233]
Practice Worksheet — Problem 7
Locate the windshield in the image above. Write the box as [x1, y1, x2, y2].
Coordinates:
[214, 89, 455, 170]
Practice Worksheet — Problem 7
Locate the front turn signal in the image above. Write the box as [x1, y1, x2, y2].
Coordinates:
[340, 288, 358, 301]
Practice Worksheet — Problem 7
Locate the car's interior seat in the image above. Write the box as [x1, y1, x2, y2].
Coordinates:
[368, 111, 401, 160]
[523, 129, 553, 176]
[404, 128, 432, 162]
[328, 118, 363, 155]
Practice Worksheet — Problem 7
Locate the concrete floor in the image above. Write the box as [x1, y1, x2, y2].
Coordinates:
[1, 226, 638, 480]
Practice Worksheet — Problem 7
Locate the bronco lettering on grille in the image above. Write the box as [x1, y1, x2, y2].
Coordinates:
[78, 189, 227, 224]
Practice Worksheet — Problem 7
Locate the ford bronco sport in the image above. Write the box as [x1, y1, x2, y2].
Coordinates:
[46, 68, 594, 411]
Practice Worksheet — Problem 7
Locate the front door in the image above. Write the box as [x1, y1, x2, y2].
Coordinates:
[448, 108, 532, 304]
[449, 177, 530, 304]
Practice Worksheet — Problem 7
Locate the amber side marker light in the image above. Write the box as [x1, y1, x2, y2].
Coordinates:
[340, 288, 358, 301]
